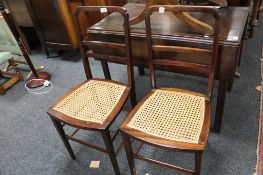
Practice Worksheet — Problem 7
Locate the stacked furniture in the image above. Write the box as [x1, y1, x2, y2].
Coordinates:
[23, 0, 126, 57]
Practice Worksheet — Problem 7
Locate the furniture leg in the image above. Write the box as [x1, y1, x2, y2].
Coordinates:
[227, 79, 234, 92]
[130, 83, 137, 108]
[101, 61, 111, 80]
[0, 86, 5, 95]
[101, 130, 121, 175]
[0, 70, 3, 78]
[122, 133, 136, 175]
[50, 118, 76, 160]
[138, 67, 145, 76]
[238, 34, 245, 67]
[194, 152, 202, 175]
[44, 47, 50, 58]
[213, 80, 227, 133]
[249, 0, 262, 37]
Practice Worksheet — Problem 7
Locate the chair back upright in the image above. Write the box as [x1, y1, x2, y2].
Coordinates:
[73, 6, 134, 87]
[145, 5, 220, 100]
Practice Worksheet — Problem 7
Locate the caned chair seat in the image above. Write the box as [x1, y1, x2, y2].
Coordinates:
[48, 79, 130, 128]
[121, 88, 210, 150]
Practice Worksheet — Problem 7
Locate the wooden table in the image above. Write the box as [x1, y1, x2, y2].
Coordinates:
[86, 3, 250, 133]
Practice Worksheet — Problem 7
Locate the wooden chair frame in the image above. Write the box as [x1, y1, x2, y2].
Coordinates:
[120, 5, 220, 175]
[48, 6, 136, 175]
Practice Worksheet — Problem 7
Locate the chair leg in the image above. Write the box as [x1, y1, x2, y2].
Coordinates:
[101, 130, 121, 175]
[194, 152, 202, 175]
[130, 84, 137, 108]
[101, 61, 111, 80]
[50, 118, 76, 160]
[122, 133, 136, 175]
[138, 67, 145, 75]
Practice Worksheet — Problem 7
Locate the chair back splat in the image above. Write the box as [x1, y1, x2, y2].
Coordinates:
[73, 6, 134, 87]
[145, 5, 220, 100]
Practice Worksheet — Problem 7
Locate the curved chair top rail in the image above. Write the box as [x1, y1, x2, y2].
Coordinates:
[145, 5, 221, 99]
[73, 6, 134, 87]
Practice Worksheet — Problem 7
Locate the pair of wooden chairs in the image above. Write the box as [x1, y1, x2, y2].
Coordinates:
[47, 5, 220, 175]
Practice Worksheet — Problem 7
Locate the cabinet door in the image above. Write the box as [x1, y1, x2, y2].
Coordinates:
[25, 0, 72, 49]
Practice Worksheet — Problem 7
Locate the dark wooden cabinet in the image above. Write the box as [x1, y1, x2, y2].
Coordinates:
[23, 0, 126, 53]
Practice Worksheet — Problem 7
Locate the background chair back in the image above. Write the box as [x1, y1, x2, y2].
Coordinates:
[145, 5, 220, 99]
[73, 6, 134, 87]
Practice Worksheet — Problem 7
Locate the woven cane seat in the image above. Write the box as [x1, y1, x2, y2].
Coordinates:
[127, 89, 206, 144]
[53, 80, 127, 124]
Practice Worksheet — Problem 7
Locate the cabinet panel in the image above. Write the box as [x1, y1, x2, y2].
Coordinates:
[27, 0, 71, 46]
[23, 0, 126, 51]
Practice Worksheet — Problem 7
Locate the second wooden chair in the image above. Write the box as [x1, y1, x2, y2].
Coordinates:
[120, 5, 220, 175]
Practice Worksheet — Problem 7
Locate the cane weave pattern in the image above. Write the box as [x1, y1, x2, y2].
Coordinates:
[127, 89, 205, 144]
[53, 80, 126, 124]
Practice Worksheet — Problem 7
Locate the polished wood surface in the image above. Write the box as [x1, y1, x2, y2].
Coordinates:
[128, 0, 214, 34]
[88, 3, 249, 79]
[120, 6, 220, 174]
[87, 3, 250, 132]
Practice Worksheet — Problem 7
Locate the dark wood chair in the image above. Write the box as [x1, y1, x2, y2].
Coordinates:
[120, 5, 220, 175]
[47, 6, 136, 175]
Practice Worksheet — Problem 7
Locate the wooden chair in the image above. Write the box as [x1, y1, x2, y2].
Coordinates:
[120, 5, 220, 175]
[47, 6, 136, 175]
[0, 52, 23, 94]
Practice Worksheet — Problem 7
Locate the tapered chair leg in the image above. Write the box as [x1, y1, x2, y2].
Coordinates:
[101, 61, 111, 80]
[130, 85, 137, 108]
[101, 130, 121, 175]
[194, 152, 202, 175]
[122, 133, 136, 175]
[138, 67, 145, 75]
[51, 118, 76, 160]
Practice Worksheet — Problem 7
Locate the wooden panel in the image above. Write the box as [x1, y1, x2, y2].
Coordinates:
[27, 0, 71, 46]
[23, 0, 127, 50]
[4, 0, 33, 27]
